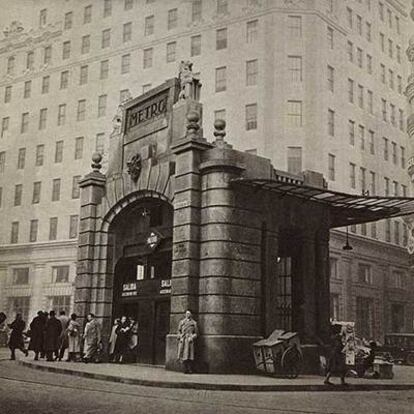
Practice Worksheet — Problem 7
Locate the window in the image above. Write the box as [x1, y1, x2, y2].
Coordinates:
[41, 76, 50, 94]
[121, 54, 131, 73]
[145, 15, 154, 36]
[21, 113, 29, 133]
[6, 56, 15, 75]
[32, 181, 41, 204]
[380, 33, 385, 52]
[246, 59, 258, 86]
[54, 140, 63, 163]
[49, 296, 71, 315]
[80, 65, 88, 85]
[95, 133, 105, 154]
[347, 7, 353, 28]
[367, 90, 373, 114]
[0, 151, 5, 173]
[329, 258, 339, 279]
[69, 215, 79, 239]
[84, 5, 92, 24]
[358, 264, 372, 284]
[57, 104, 66, 126]
[124, 0, 133, 10]
[369, 130, 375, 154]
[245, 104, 257, 130]
[349, 163, 356, 188]
[358, 84, 364, 108]
[347, 41, 353, 62]
[327, 26, 334, 49]
[52, 266, 69, 283]
[396, 45, 401, 63]
[388, 39, 393, 58]
[217, 0, 228, 14]
[43, 46, 52, 65]
[402, 184, 407, 197]
[366, 22, 371, 41]
[380, 64, 386, 83]
[166, 42, 176, 63]
[287, 147, 302, 175]
[29, 219, 38, 242]
[401, 146, 406, 169]
[327, 65, 334, 91]
[381, 98, 387, 121]
[396, 15, 400, 34]
[397, 75, 402, 94]
[371, 222, 377, 239]
[123, 22, 132, 43]
[385, 219, 391, 241]
[348, 120, 355, 145]
[74, 137, 84, 160]
[192, 0, 202, 22]
[384, 177, 390, 196]
[101, 29, 111, 48]
[348, 78, 354, 103]
[1, 117, 9, 138]
[23, 80, 31, 99]
[8, 297, 30, 322]
[62, 41, 71, 60]
[103, 0, 112, 17]
[17, 148, 25, 169]
[399, 109, 404, 131]
[72, 176, 81, 199]
[64, 11, 73, 30]
[215, 67, 226, 92]
[369, 171, 376, 195]
[13, 268, 29, 285]
[143, 48, 153, 68]
[394, 221, 400, 245]
[77, 99, 86, 121]
[81, 35, 90, 54]
[392, 142, 397, 164]
[168, 8, 178, 30]
[403, 224, 408, 246]
[288, 16, 302, 38]
[39, 8, 47, 26]
[14, 184, 22, 206]
[356, 15, 362, 35]
[287, 100, 302, 127]
[57, 71, 68, 91]
[11, 221, 19, 244]
[246, 20, 258, 43]
[359, 125, 365, 150]
[4, 86, 12, 103]
[328, 154, 335, 181]
[49, 217, 58, 240]
[52, 178, 61, 201]
[286, 55, 302, 82]
[367, 54, 372, 74]
[393, 180, 399, 197]
[98, 95, 107, 117]
[190, 35, 201, 56]
[100, 60, 109, 79]
[361, 223, 367, 236]
[387, 9, 392, 27]
[357, 47, 363, 68]
[390, 103, 396, 126]
[216, 28, 227, 50]
[360, 167, 366, 193]
[383, 137, 389, 161]
[328, 109, 335, 136]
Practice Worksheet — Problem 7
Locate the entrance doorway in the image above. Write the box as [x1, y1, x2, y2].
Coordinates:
[110, 198, 173, 365]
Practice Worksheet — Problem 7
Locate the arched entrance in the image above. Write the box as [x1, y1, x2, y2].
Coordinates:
[110, 197, 173, 365]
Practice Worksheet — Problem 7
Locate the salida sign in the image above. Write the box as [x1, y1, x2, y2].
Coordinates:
[126, 92, 168, 131]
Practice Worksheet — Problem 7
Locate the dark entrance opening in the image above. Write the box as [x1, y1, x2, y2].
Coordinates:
[111, 199, 173, 365]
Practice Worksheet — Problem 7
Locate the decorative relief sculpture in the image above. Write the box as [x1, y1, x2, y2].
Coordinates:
[3, 21, 24, 38]
[126, 153, 142, 182]
[178, 60, 200, 101]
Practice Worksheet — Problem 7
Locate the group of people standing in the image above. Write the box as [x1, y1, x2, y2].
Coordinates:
[108, 316, 139, 363]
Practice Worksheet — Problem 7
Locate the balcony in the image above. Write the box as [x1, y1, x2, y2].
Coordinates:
[406, 75, 414, 104]
[407, 114, 414, 138]
[408, 156, 414, 178]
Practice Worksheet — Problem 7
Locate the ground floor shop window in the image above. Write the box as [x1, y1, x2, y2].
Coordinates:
[356, 296, 374, 339]
[391, 303, 405, 333]
[8, 296, 30, 322]
[49, 295, 71, 315]
[276, 257, 292, 331]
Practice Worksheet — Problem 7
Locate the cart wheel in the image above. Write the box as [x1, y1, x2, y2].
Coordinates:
[281, 346, 303, 379]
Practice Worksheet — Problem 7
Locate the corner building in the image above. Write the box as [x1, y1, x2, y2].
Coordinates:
[0, 0, 413, 344]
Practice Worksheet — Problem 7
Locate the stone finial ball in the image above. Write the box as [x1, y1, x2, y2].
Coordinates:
[214, 119, 226, 131]
[92, 152, 102, 163]
[186, 111, 200, 123]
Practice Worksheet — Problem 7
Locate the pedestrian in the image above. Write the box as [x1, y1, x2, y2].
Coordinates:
[108, 318, 120, 362]
[28, 311, 46, 360]
[113, 316, 131, 363]
[57, 310, 70, 361]
[44, 310, 62, 361]
[8, 313, 28, 360]
[66, 313, 81, 362]
[82, 313, 101, 363]
[128, 319, 139, 362]
[324, 324, 348, 386]
[177, 310, 198, 374]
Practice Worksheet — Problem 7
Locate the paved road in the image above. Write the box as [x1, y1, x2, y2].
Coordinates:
[0, 360, 413, 414]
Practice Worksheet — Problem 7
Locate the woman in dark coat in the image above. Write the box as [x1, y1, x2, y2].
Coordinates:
[44, 311, 62, 361]
[113, 316, 131, 363]
[8, 313, 28, 360]
[29, 311, 46, 360]
[324, 324, 348, 386]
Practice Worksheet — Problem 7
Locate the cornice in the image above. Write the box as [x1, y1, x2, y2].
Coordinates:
[0, 239, 77, 254]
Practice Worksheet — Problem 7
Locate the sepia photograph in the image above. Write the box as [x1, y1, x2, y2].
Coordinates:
[0, 0, 413, 413]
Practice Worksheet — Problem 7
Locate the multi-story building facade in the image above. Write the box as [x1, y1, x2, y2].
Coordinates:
[0, 0, 412, 341]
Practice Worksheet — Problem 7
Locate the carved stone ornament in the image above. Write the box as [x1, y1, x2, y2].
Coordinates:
[178, 60, 195, 100]
[3, 21, 24, 38]
[126, 153, 142, 182]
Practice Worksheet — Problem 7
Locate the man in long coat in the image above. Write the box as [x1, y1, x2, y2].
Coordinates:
[177, 310, 198, 373]
[44, 310, 62, 361]
[83, 313, 101, 363]
[57, 310, 70, 361]
[66, 313, 81, 362]
[28, 311, 46, 360]
[8, 313, 28, 360]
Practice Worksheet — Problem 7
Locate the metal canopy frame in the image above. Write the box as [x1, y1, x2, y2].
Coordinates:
[231, 178, 414, 228]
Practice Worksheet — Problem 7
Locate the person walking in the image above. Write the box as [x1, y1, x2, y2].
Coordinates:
[324, 324, 348, 386]
[8, 314, 28, 360]
[57, 310, 70, 361]
[82, 313, 101, 363]
[108, 318, 120, 362]
[128, 319, 139, 363]
[113, 316, 131, 363]
[44, 311, 62, 361]
[177, 310, 198, 374]
[66, 313, 81, 362]
[28, 311, 46, 360]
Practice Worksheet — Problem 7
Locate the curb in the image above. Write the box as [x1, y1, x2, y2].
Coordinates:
[17, 360, 414, 392]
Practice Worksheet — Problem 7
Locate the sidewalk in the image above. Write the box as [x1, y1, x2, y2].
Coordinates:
[7, 351, 414, 392]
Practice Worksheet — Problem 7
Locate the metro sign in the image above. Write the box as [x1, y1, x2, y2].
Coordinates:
[146, 230, 162, 250]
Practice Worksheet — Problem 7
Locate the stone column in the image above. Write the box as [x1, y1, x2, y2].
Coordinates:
[165, 110, 213, 371]
[75, 154, 106, 326]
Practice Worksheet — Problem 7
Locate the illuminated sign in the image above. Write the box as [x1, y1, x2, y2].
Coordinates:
[146, 230, 162, 250]
[121, 282, 138, 297]
[160, 279, 171, 295]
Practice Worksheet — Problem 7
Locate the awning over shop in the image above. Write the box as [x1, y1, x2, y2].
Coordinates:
[231, 177, 414, 228]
